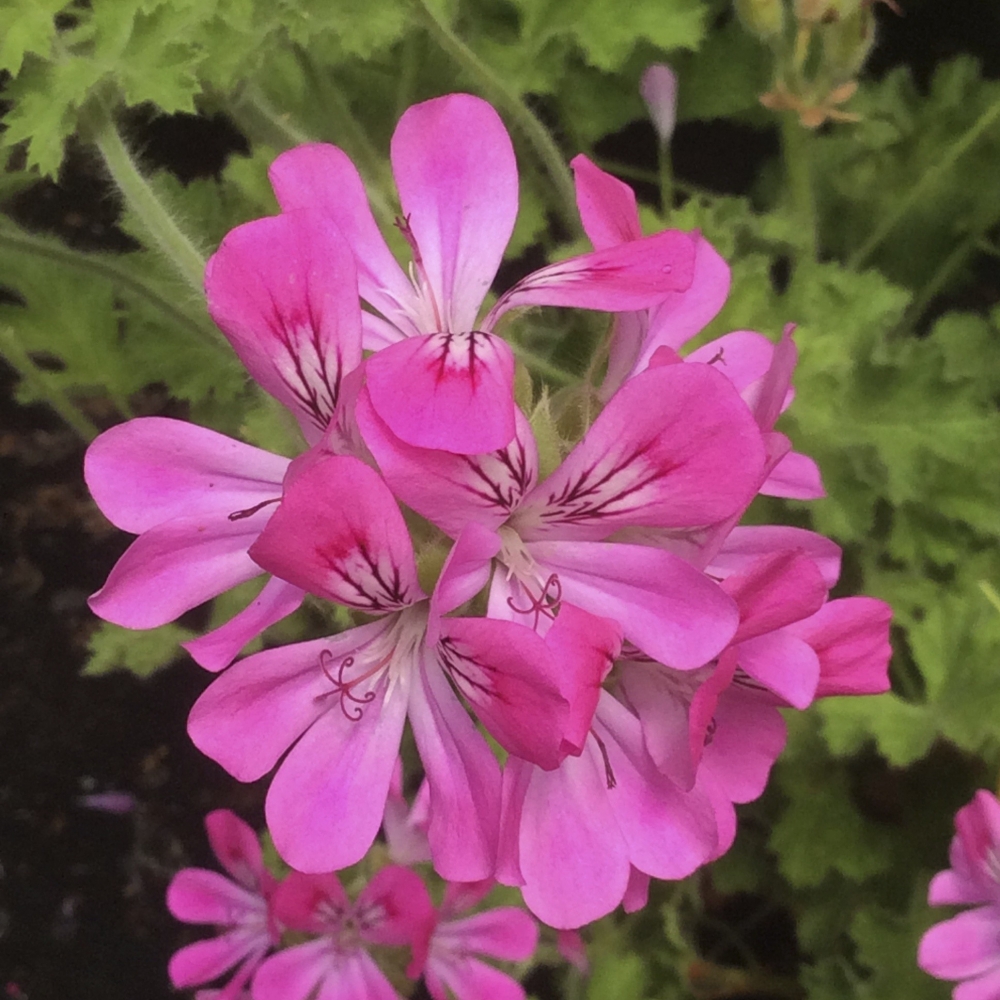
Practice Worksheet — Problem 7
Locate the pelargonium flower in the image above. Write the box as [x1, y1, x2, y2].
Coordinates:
[253, 867, 432, 1000]
[166, 810, 279, 1000]
[268, 92, 700, 455]
[919, 790, 1000, 999]
[86, 209, 366, 670]
[409, 880, 539, 1000]
[188, 454, 621, 881]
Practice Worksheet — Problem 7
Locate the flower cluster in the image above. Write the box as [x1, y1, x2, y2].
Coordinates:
[167, 808, 537, 1000]
[87, 92, 892, 933]
[920, 790, 1000, 1000]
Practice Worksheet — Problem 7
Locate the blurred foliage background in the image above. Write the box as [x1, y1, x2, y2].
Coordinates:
[1, 0, 999, 997]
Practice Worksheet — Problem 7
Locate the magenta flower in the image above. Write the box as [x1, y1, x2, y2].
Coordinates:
[267, 93, 699, 455]
[920, 791, 1000, 999]
[86, 209, 367, 670]
[166, 810, 279, 1000]
[188, 454, 622, 881]
[410, 880, 539, 1000]
[253, 867, 432, 1000]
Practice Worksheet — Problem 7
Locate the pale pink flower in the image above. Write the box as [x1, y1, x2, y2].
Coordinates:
[640, 64, 678, 144]
[188, 454, 621, 881]
[252, 867, 432, 1000]
[268, 93, 699, 455]
[166, 810, 280, 1000]
[920, 791, 1000, 1000]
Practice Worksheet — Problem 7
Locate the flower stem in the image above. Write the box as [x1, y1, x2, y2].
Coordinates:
[657, 140, 674, 217]
[415, 0, 581, 238]
[88, 102, 208, 296]
[0, 325, 100, 441]
[509, 342, 574, 385]
[850, 93, 1000, 270]
[780, 111, 817, 261]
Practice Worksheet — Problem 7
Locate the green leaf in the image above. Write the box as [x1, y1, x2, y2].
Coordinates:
[85, 621, 194, 677]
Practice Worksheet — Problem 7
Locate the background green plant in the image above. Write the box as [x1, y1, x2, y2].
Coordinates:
[2, 0, 998, 996]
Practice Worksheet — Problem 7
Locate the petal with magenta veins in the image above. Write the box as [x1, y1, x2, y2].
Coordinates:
[89, 515, 265, 629]
[204, 810, 273, 896]
[409, 651, 502, 882]
[271, 872, 350, 934]
[760, 450, 825, 499]
[365, 330, 516, 455]
[528, 539, 739, 670]
[515, 363, 765, 540]
[570, 154, 642, 250]
[436, 617, 570, 770]
[357, 865, 434, 948]
[249, 454, 422, 612]
[85, 417, 288, 534]
[188, 621, 392, 782]
[183, 577, 305, 673]
[268, 143, 418, 339]
[486, 229, 696, 326]
[205, 211, 363, 441]
[358, 388, 536, 538]
[266, 670, 410, 873]
[391, 94, 518, 334]
[783, 597, 892, 698]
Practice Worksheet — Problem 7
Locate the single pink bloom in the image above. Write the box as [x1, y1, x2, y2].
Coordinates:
[166, 810, 280, 1000]
[920, 792, 1000, 999]
[409, 880, 539, 1000]
[640, 64, 678, 145]
[189, 455, 621, 881]
[253, 867, 432, 1000]
[268, 93, 698, 455]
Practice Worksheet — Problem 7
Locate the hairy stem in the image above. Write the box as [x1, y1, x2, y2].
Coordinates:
[780, 112, 818, 262]
[509, 342, 574, 385]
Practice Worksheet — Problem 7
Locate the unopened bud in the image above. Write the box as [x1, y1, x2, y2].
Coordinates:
[640, 63, 678, 145]
[735, 0, 786, 40]
[822, 7, 877, 76]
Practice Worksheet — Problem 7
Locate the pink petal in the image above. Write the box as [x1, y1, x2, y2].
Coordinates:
[408, 652, 502, 882]
[249, 455, 423, 612]
[205, 211, 363, 440]
[328, 951, 404, 1000]
[436, 617, 570, 770]
[266, 673, 409, 872]
[167, 869, 262, 926]
[685, 331, 776, 394]
[709, 525, 842, 588]
[527, 539, 739, 669]
[760, 449, 825, 500]
[622, 867, 650, 913]
[441, 879, 494, 917]
[929, 870, 993, 908]
[391, 93, 518, 334]
[268, 143, 418, 339]
[168, 931, 258, 988]
[952, 792, 1000, 900]
[429, 957, 526, 1000]
[440, 908, 537, 961]
[570, 155, 642, 250]
[515, 363, 765, 539]
[956, 965, 1000, 1000]
[183, 578, 305, 672]
[487, 230, 697, 325]
[357, 865, 434, 947]
[89, 516, 264, 629]
[632, 236, 731, 368]
[556, 929, 589, 974]
[723, 550, 829, 644]
[252, 940, 332, 1000]
[687, 651, 739, 777]
[427, 523, 503, 643]
[736, 632, 820, 709]
[918, 908, 1000, 980]
[506, 751, 631, 929]
[204, 810, 273, 896]
[357, 388, 537, 537]
[271, 872, 350, 933]
[364, 330, 516, 454]
[85, 417, 288, 534]
[640, 64, 678, 144]
[784, 598, 893, 698]
[188, 621, 392, 781]
[749, 324, 797, 433]
[601, 310, 648, 402]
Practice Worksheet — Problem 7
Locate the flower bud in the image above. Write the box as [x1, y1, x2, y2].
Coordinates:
[640, 63, 678, 145]
[735, 0, 786, 40]
[822, 7, 877, 77]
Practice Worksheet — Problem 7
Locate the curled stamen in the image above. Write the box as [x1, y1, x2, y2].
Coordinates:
[227, 497, 281, 521]
[506, 573, 563, 630]
[394, 214, 422, 264]
[591, 730, 617, 790]
[316, 650, 378, 721]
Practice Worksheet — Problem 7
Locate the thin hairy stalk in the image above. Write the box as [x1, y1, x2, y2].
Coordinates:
[415, 0, 581, 237]
[780, 112, 817, 262]
[0, 325, 100, 441]
[227, 86, 316, 149]
[850, 94, 1000, 270]
[509, 342, 574, 385]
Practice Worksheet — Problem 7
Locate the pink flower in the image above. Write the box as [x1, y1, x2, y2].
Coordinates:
[410, 880, 538, 1000]
[919, 791, 1000, 999]
[188, 454, 622, 881]
[166, 810, 280, 1000]
[268, 93, 699, 455]
[253, 867, 432, 1000]
[86, 210, 367, 670]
